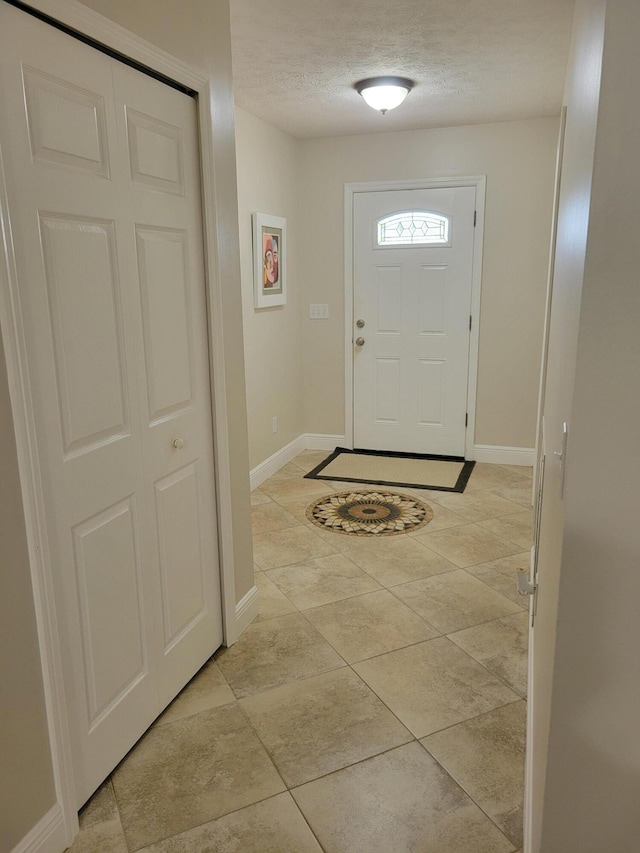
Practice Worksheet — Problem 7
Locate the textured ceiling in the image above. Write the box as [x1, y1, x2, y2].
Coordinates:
[229, 0, 575, 139]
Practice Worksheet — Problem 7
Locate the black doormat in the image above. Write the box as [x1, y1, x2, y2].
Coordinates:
[304, 447, 475, 493]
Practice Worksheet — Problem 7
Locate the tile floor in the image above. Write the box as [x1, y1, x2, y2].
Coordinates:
[67, 452, 532, 853]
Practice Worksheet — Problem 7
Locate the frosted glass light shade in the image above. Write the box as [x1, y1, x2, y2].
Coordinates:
[355, 77, 414, 114]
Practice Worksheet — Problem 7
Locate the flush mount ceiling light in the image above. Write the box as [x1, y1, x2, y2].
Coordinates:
[354, 76, 415, 114]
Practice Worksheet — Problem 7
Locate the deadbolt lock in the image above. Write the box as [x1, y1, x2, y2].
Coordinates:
[356, 319, 365, 328]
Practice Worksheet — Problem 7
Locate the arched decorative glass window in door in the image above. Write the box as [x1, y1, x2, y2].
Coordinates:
[377, 210, 450, 246]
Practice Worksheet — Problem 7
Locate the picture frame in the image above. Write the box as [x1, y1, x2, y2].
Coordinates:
[253, 212, 286, 308]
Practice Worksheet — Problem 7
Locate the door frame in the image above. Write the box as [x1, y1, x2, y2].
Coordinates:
[0, 0, 240, 845]
[524, 107, 567, 853]
[344, 177, 486, 458]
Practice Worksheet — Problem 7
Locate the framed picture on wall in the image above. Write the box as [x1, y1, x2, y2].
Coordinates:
[253, 212, 286, 308]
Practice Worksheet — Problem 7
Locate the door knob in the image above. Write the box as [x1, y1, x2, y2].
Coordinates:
[355, 337, 365, 347]
[172, 437, 184, 450]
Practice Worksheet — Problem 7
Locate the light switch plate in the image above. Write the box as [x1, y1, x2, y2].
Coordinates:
[309, 303, 329, 319]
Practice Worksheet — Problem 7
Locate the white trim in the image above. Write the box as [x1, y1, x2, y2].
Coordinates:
[249, 433, 346, 490]
[0, 139, 78, 848]
[344, 184, 355, 450]
[344, 176, 486, 458]
[196, 81, 240, 650]
[249, 435, 307, 490]
[523, 545, 536, 853]
[10, 805, 66, 853]
[534, 107, 567, 504]
[233, 584, 259, 638]
[0, 0, 241, 844]
[304, 433, 346, 451]
[465, 178, 486, 460]
[473, 444, 535, 466]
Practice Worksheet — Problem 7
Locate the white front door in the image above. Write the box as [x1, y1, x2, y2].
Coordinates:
[0, 4, 222, 805]
[353, 186, 476, 455]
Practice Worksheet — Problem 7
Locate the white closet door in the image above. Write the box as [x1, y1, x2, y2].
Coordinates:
[0, 3, 222, 805]
[111, 62, 222, 709]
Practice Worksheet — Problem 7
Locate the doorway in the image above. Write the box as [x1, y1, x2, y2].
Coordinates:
[345, 178, 485, 459]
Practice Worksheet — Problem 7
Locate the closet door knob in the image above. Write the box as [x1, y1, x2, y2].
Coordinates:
[172, 437, 184, 450]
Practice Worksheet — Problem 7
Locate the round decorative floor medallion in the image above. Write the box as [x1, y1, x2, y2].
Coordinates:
[306, 490, 433, 536]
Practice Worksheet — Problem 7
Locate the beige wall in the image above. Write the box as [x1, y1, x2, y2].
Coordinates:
[299, 118, 558, 449]
[235, 108, 304, 469]
[0, 332, 56, 853]
[539, 0, 640, 848]
[78, 0, 254, 603]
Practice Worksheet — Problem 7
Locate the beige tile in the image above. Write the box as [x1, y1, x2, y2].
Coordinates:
[68, 817, 128, 853]
[253, 525, 337, 570]
[415, 523, 521, 569]
[491, 483, 534, 508]
[241, 668, 412, 787]
[260, 475, 331, 502]
[250, 488, 272, 506]
[215, 613, 344, 698]
[273, 493, 318, 522]
[448, 611, 529, 697]
[137, 793, 322, 852]
[466, 553, 530, 606]
[251, 502, 301, 535]
[333, 534, 458, 586]
[291, 450, 333, 474]
[498, 464, 533, 479]
[292, 742, 514, 853]
[465, 463, 529, 493]
[112, 704, 285, 850]
[407, 498, 467, 532]
[67, 780, 127, 853]
[422, 701, 526, 847]
[391, 569, 522, 634]
[265, 461, 310, 482]
[265, 552, 381, 610]
[79, 778, 120, 826]
[405, 485, 462, 502]
[478, 511, 533, 550]
[353, 638, 518, 738]
[304, 589, 438, 663]
[431, 491, 526, 523]
[254, 571, 297, 622]
[154, 660, 234, 726]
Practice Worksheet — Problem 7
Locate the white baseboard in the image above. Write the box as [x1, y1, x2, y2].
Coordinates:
[304, 433, 346, 451]
[249, 435, 307, 490]
[473, 444, 535, 466]
[225, 584, 258, 646]
[12, 804, 68, 853]
[249, 434, 345, 489]
[250, 437, 533, 487]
